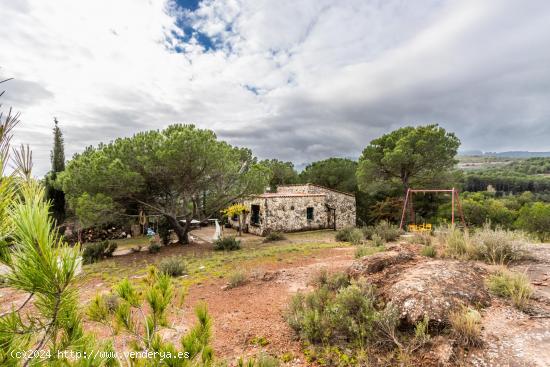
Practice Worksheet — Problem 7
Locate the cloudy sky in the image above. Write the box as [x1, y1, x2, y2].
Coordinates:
[1, 0, 550, 176]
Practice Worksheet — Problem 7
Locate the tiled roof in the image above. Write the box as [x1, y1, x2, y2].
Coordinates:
[256, 193, 326, 198]
[276, 183, 355, 197]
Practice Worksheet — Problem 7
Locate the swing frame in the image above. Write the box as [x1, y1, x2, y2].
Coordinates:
[399, 188, 466, 230]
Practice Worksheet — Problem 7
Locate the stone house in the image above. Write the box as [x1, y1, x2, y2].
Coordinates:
[230, 184, 356, 236]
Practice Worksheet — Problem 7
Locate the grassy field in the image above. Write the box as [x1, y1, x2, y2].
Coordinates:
[80, 229, 350, 290]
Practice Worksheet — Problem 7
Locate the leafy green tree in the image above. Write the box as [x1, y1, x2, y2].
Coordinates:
[357, 124, 460, 194]
[516, 202, 550, 241]
[59, 124, 269, 244]
[259, 159, 298, 189]
[299, 158, 357, 193]
[45, 118, 66, 224]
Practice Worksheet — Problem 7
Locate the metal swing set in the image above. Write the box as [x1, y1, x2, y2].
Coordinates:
[399, 188, 466, 232]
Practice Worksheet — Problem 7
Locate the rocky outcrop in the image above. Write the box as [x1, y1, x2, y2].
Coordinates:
[348, 250, 415, 277]
[384, 260, 490, 324]
[348, 250, 490, 325]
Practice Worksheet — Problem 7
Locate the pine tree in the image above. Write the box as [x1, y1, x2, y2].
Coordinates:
[46, 117, 66, 223]
[0, 81, 113, 366]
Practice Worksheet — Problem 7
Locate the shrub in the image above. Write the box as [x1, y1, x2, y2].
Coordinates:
[472, 224, 527, 265]
[286, 277, 378, 345]
[335, 227, 355, 242]
[312, 269, 350, 291]
[214, 236, 241, 251]
[264, 231, 286, 242]
[158, 256, 188, 277]
[488, 269, 533, 309]
[361, 225, 375, 240]
[373, 220, 401, 242]
[82, 240, 118, 264]
[335, 227, 363, 244]
[409, 233, 432, 246]
[349, 228, 364, 245]
[371, 233, 385, 247]
[516, 202, 550, 241]
[227, 270, 248, 288]
[148, 241, 162, 254]
[443, 227, 474, 260]
[449, 307, 482, 347]
[421, 245, 436, 258]
[237, 353, 280, 367]
[250, 336, 270, 347]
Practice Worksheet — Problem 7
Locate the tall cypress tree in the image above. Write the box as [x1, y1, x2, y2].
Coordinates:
[46, 117, 66, 223]
[51, 117, 65, 172]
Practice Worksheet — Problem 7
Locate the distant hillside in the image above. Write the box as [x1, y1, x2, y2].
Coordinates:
[459, 151, 550, 158]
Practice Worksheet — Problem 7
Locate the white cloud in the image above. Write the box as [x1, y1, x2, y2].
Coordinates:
[1, 0, 550, 176]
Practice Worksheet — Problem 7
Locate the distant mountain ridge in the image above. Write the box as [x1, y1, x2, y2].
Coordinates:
[459, 150, 550, 158]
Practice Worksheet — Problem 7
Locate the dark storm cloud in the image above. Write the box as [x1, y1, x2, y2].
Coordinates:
[2, 0, 550, 176]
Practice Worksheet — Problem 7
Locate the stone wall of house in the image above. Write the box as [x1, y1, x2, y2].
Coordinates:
[231, 184, 356, 236]
[304, 185, 356, 229]
[264, 196, 329, 233]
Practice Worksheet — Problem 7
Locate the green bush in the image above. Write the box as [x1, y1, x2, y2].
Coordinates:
[264, 231, 286, 242]
[237, 353, 280, 367]
[82, 240, 118, 264]
[158, 256, 188, 277]
[373, 220, 401, 242]
[214, 236, 241, 251]
[286, 277, 380, 345]
[227, 270, 248, 289]
[473, 224, 527, 265]
[420, 245, 436, 258]
[449, 307, 482, 347]
[361, 226, 375, 240]
[442, 227, 475, 260]
[335, 227, 355, 242]
[312, 269, 350, 291]
[370, 233, 385, 247]
[335, 227, 363, 245]
[409, 233, 432, 246]
[516, 202, 550, 241]
[148, 241, 162, 254]
[488, 269, 533, 309]
[442, 225, 526, 264]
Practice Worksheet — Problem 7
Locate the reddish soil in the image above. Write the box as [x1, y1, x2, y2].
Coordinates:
[181, 247, 355, 363]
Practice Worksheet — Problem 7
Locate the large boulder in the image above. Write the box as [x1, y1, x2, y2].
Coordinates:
[347, 250, 415, 277]
[382, 260, 490, 324]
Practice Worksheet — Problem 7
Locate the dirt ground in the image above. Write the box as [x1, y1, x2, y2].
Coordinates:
[2, 230, 550, 366]
[467, 244, 550, 367]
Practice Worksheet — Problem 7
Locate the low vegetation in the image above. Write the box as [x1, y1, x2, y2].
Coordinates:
[88, 267, 213, 365]
[488, 269, 533, 309]
[264, 231, 286, 242]
[287, 271, 431, 365]
[148, 240, 162, 254]
[336, 220, 401, 247]
[82, 240, 118, 264]
[158, 256, 188, 277]
[214, 236, 242, 251]
[449, 307, 483, 347]
[237, 353, 280, 367]
[354, 245, 385, 258]
[420, 245, 437, 258]
[370, 233, 385, 247]
[227, 270, 248, 289]
[441, 225, 527, 264]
